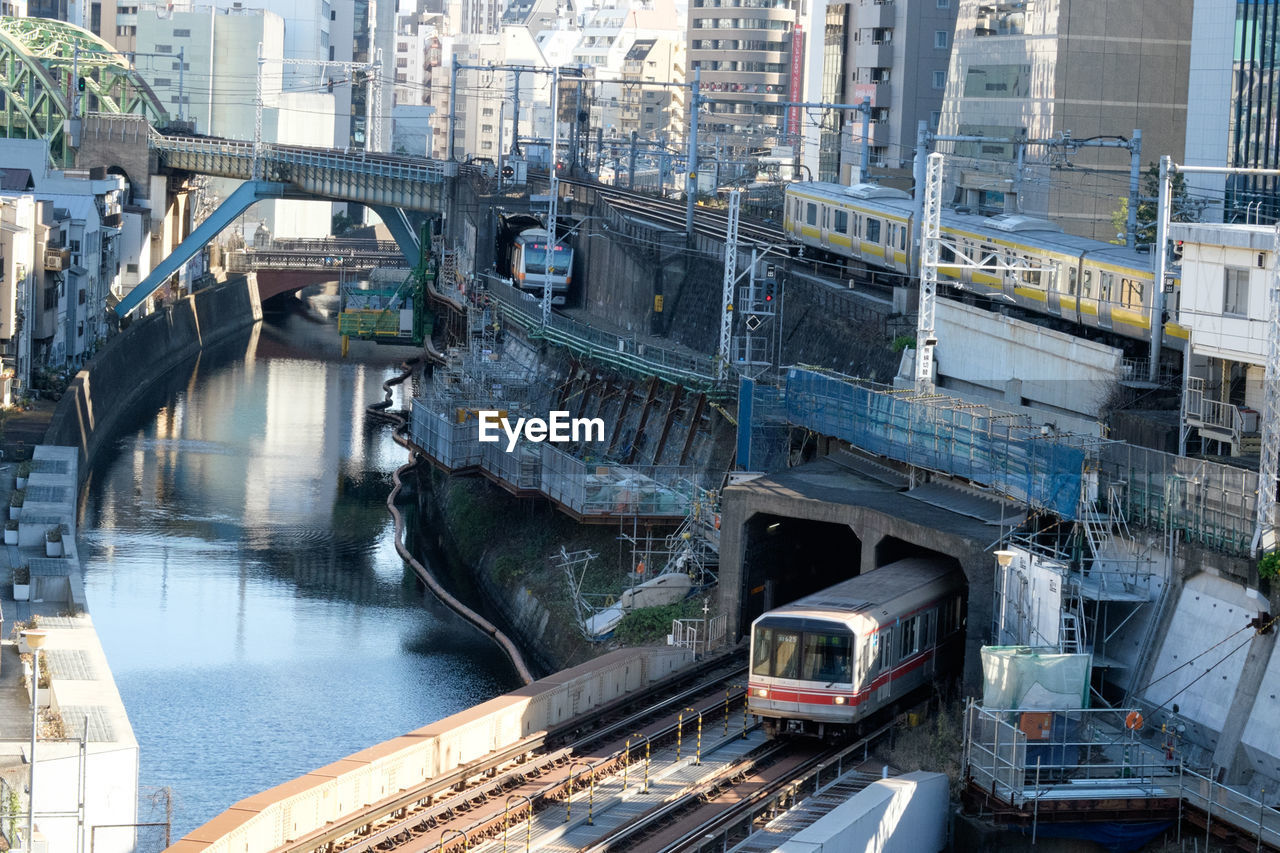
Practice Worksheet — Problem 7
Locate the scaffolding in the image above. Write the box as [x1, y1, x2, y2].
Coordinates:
[783, 367, 1094, 518]
[407, 283, 698, 521]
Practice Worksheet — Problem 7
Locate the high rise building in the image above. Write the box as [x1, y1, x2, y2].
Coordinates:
[686, 0, 795, 154]
[937, 0, 1193, 240]
[808, 0, 957, 184]
[1185, 0, 1280, 222]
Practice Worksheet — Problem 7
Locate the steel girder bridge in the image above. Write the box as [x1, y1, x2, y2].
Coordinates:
[0, 16, 166, 166]
[113, 129, 459, 316]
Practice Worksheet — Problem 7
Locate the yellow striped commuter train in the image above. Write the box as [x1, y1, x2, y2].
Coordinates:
[782, 182, 1188, 351]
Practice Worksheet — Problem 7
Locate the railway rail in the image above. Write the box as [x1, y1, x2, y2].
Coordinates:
[275, 652, 748, 853]
[296, 650, 899, 853]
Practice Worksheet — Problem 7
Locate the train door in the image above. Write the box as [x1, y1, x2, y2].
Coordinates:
[958, 238, 974, 286]
[1066, 263, 1082, 324]
[1001, 248, 1018, 300]
[1045, 260, 1062, 316]
[1079, 267, 1097, 323]
[1097, 270, 1115, 329]
[820, 204, 832, 249]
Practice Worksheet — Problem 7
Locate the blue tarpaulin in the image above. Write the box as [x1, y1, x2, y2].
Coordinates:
[782, 368, 1085, 519]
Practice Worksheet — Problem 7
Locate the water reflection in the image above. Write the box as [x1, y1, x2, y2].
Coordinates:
[81, 293, 517, 838]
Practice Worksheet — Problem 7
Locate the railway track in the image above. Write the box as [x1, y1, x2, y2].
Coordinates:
[576, 721, 893, 853]
[276, 651, 748, 853]
[553, 177, 787, 249]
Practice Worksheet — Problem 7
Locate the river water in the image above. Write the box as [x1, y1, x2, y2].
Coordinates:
[78, 291, 519, 840]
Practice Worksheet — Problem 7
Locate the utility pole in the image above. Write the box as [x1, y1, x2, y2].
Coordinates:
[685, 67, 700, 240]
[178, 46, 185, 123]
[1255, 222, 1280, 557]
[542, 66, 560, 326]
[71, 44, 79, 119]
[255, 51, 381, 173]
[448, 60, 460, 161]
[1126, 128, 1142, 248]
[717, 189, 741, 380]
[511, 69, 521, 154]
[915, 152, 943, 395]
[857, 96, 870, 182]
[254, 42, 264, 181]
[628, 130, 638, 189]
[1151, 154, 1172, 384]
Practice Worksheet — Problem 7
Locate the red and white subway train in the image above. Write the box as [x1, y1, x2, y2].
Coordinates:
[748, 558, 966, 738]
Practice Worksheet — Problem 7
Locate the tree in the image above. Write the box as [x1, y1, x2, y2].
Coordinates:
[1110, 162, 1205, 246]
[332, 211, 355, 236]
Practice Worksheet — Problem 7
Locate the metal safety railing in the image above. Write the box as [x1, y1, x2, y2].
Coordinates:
[1098, 442, 1257, 556]
[408, 399, 696, 518]
[965, 704, 1172, 809]
[152, 134, 455, 184]
[483, 279, 722, 390]
[966, 704, 1280, 848]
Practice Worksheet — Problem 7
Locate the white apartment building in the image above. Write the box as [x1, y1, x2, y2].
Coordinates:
[134, 7, 336, 238]
[1171, 222, 1273, 457]
[0, 141, 139, 387]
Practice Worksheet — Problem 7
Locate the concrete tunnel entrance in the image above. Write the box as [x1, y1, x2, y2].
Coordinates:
[740, 513, 862, 630]
[739, 522, 971, 659]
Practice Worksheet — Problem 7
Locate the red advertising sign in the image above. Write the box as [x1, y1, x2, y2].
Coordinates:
[789, 24, 804, 146]
[854, 82, 877, 108]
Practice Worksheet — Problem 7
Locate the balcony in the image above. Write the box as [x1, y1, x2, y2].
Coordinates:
[856, 41, 894, 69]
[1184, 377, 1260, 456]
[855, 1, 894, 29]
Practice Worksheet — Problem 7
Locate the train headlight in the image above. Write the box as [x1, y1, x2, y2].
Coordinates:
[755, 687, 769, 698]
[833, 696, 846, 705]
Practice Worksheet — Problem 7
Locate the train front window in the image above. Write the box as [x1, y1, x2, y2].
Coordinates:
[801, 633, 852, 683]
[522, 245, 567, 275]
[752, 627, 801, 678]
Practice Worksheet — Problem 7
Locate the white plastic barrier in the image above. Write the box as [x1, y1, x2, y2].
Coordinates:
[778, 771, 949, 853]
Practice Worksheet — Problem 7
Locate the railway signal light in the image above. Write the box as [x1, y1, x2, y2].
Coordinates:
[77, 76, 86, 92]
[764, 279, 775, 303]
[501, 164, 515, 179]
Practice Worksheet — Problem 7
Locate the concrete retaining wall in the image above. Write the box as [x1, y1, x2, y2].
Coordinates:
[169, 645, 695, 853]
[45, 278, 263, 478]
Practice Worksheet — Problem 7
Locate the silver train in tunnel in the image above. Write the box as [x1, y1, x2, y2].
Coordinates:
[748, 557, 966, 738]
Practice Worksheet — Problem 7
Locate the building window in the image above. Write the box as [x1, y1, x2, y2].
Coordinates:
[936, 0, 949, 6]
[1224, 267, 1250, 316]
[156, 43, 172, 53]
[934, 31, 949, 49]
[930, 110, 941, 130]
[173, 27, 190, 37]
[933, 70, 945, 89]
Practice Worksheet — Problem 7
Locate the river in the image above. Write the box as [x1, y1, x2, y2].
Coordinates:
[78, 290, 519, 841]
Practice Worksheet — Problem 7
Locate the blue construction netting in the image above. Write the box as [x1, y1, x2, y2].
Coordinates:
[783, 368, 1086, 518]
[737, 377, 791, 473]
